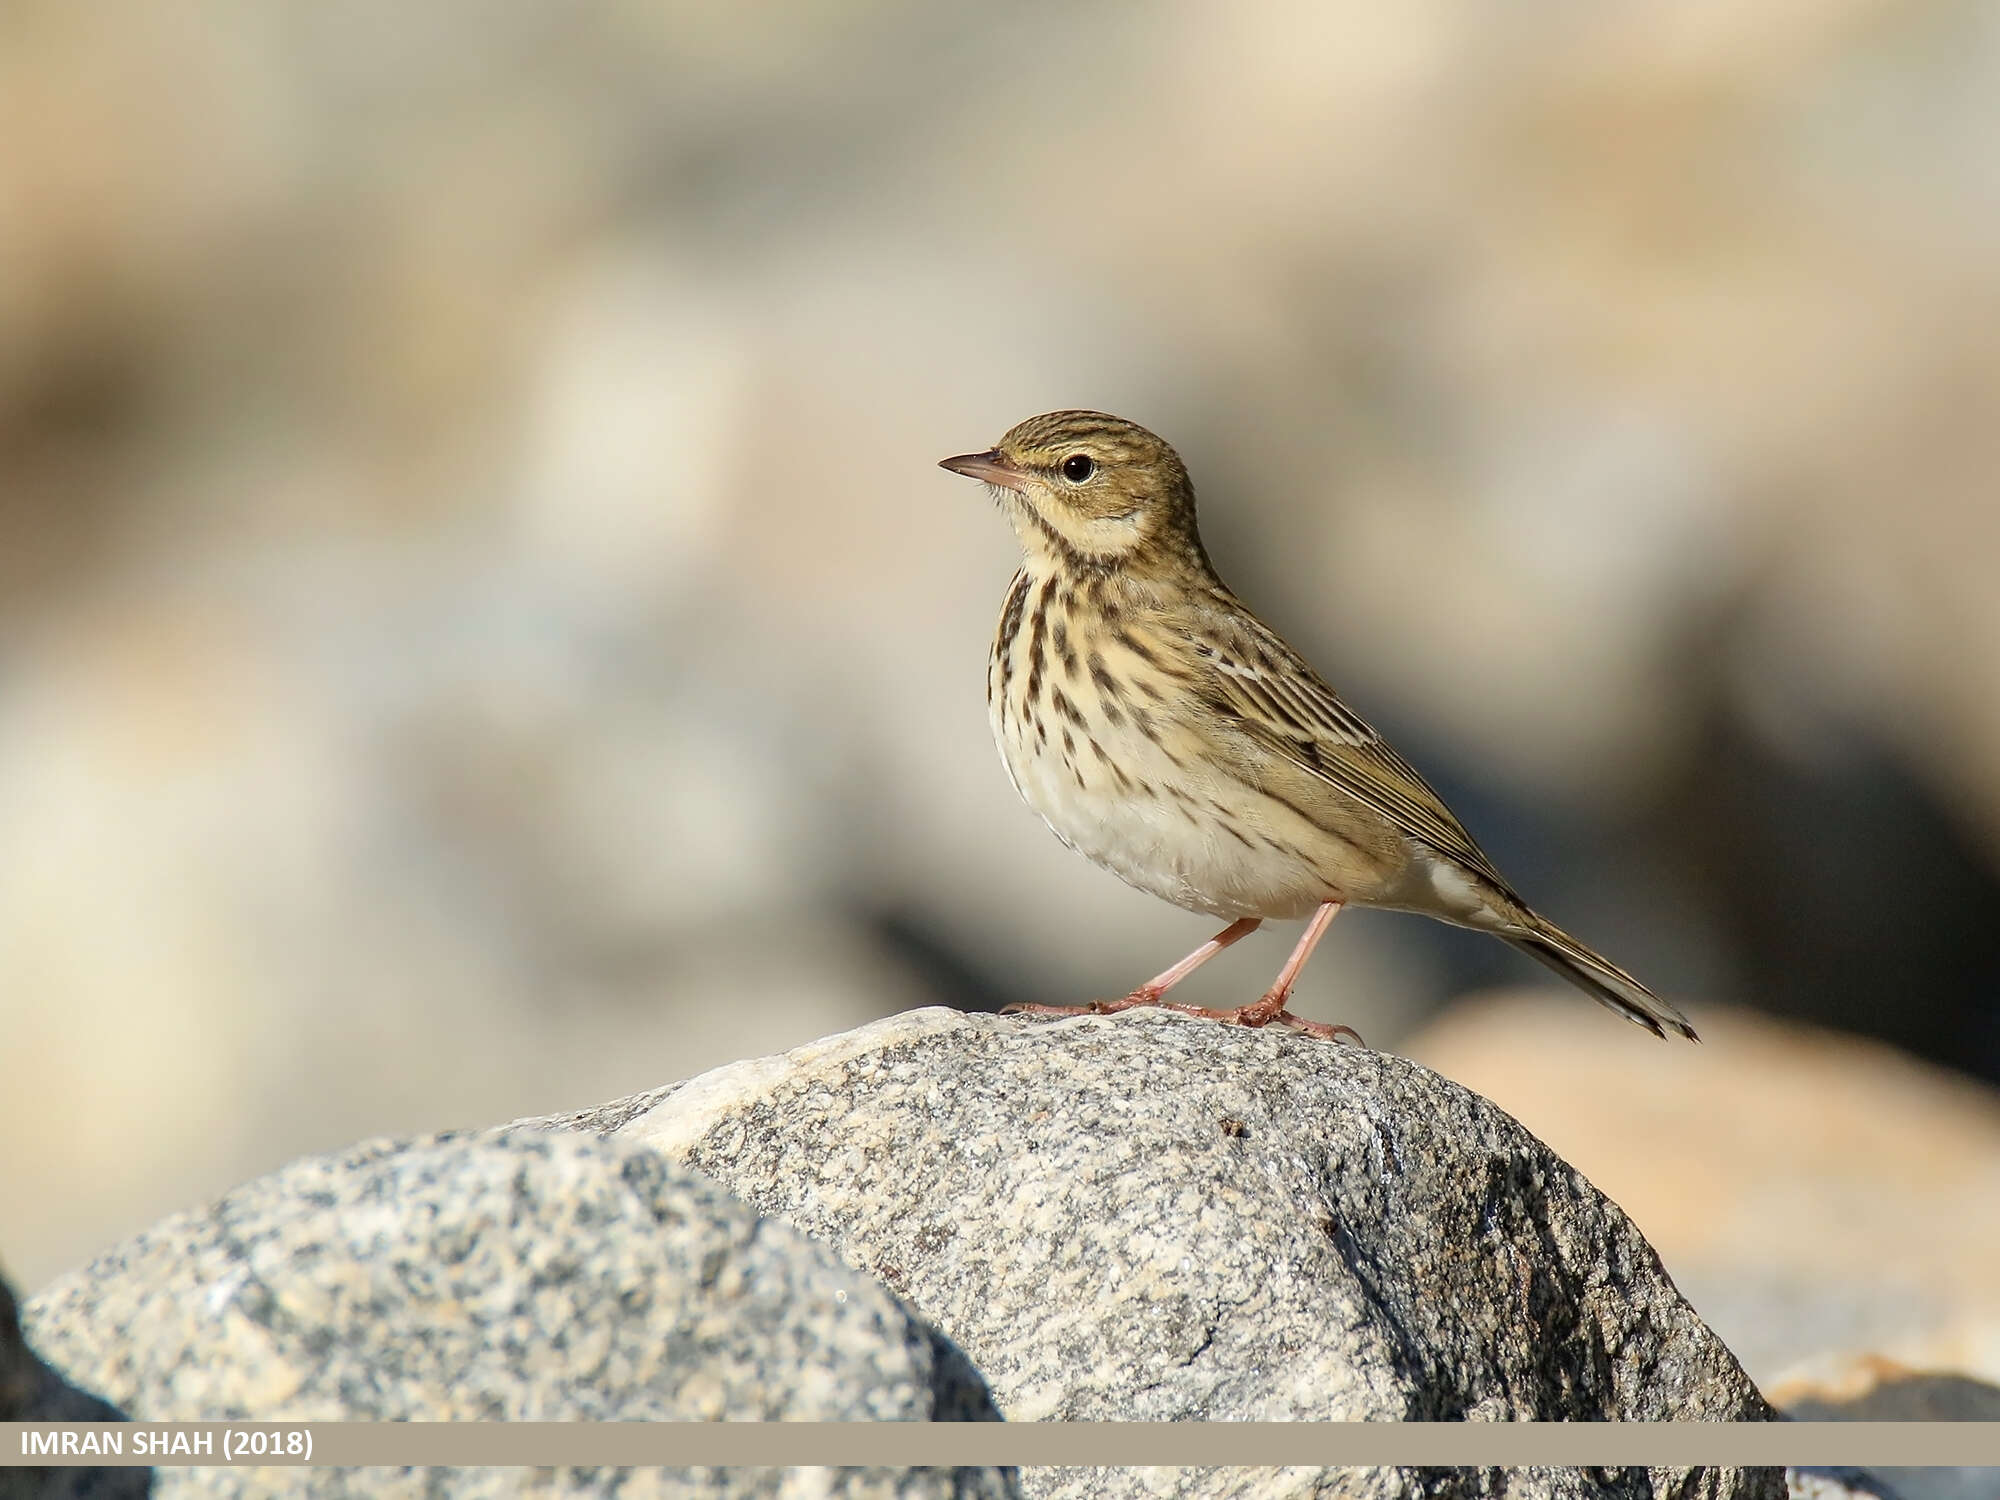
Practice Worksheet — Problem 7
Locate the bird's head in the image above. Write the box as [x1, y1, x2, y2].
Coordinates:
[940, 410, 1207, 578]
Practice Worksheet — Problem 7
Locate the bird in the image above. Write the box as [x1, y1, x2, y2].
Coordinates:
[939, 410, 1697, 1044]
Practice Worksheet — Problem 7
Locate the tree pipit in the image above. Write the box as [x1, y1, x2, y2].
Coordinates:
[941, 410, 1697, 1045]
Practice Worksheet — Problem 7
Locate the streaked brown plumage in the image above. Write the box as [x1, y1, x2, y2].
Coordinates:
[941, 409, 1697, 1043]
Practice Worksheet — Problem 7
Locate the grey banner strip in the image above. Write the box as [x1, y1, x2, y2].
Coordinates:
[5, 1423, 2000, 1467]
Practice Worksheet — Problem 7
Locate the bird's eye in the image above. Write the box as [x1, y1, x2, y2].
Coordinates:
[1061, 454, 1096, 483]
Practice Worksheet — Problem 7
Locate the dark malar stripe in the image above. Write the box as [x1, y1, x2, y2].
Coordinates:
[1023, 507, 1117, 583]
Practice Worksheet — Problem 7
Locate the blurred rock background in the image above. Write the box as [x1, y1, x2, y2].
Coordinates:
[3, 0, 1998, 1397]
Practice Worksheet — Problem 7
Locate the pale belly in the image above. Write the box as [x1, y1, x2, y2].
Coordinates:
[991, 698, 1351, 922]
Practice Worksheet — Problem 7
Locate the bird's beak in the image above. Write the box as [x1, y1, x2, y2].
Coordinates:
[939, 450, 1027, 492]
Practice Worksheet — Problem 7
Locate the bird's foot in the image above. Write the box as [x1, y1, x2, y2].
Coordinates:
[1220, 987, 1365, 1044]
[1001, 984, 1174, 1021]
[1002, 988, 1363, 1045]
[1265, 1010, 1365, 1045]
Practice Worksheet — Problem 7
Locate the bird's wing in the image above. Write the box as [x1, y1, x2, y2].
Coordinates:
[1189, 601, 1520, 897]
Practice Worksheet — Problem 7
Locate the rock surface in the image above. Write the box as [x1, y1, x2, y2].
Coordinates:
[24, 1132, 1011, 1499]
[532, 1006, 1783, 1500]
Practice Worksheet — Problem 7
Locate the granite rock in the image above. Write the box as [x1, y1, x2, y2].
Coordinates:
[534, 1007, 1783, 1500]
[24, 1132, 1010, 1500]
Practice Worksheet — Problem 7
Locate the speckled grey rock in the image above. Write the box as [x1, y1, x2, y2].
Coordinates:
[23, 1132, 1011, 1500]
[535, 1007, 1783, 1500]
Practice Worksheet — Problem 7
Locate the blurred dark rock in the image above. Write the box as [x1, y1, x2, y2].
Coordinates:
[1778, 1363, 2000, 1423]
[1776, 1359, 2000, 1500]
[1660, 694, 2000, 1086]
[0, 1270, 147, 1499]
[537, 1006, 1782, 1500]
[1777, 1359, 2000, 1500]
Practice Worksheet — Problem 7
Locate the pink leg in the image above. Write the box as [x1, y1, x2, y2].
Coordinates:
[1124, 917, 1262, 1002]
[1238, 901, 1362, 1042]
[1004, 918, 1260, 1018]
[1244, 901, 1341, 1018]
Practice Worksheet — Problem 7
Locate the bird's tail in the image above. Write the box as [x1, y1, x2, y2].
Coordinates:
[1503, 916, 1698, 1042]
